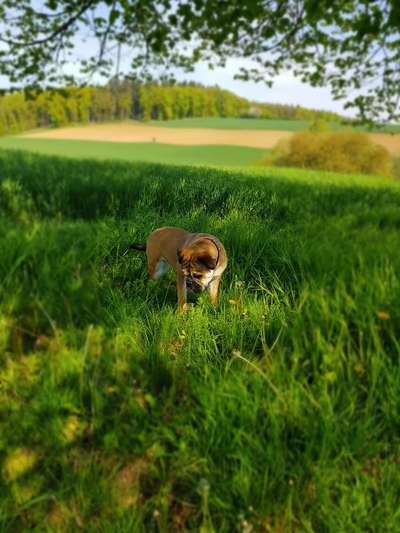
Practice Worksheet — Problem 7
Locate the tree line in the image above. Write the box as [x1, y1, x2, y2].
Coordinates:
[0, 81, 345, 135]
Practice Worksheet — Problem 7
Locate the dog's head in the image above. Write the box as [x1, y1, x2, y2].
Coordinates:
[177, 240, 218, 293]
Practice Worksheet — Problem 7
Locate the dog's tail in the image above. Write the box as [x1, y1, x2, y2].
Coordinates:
[123, 243, 146, 256]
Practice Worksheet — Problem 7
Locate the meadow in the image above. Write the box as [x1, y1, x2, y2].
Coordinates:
[149, 117, 400, 134]
[0, 137, 265, 167]
[1, 149, 400, 531]
[2, 119, 399, 169]
[148, 118, 313, 131]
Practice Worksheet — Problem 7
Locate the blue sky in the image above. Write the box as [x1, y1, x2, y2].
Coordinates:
[180, 59, 353, 116]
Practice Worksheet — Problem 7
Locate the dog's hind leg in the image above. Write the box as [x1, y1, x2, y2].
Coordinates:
[148, 257, 169, 280]
[154, 258, 169, 279]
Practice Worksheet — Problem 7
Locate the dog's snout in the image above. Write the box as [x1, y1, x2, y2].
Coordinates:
[185, 277, 203, 293]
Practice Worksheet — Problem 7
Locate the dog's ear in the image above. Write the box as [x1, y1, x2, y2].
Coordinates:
[198, 254, 217, 270]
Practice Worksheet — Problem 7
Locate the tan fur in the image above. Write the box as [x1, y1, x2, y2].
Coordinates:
[144, 226, 227, 310]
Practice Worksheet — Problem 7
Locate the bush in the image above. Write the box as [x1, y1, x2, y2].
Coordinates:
[392, 157, 400, 180]
[308, 118, 331, 132]
[267, 130, 392, 176]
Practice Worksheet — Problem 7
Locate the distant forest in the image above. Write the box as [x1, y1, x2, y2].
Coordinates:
[0, 80, 345, 135]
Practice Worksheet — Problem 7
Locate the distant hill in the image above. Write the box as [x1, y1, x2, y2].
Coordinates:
[0, 81, 348, 136]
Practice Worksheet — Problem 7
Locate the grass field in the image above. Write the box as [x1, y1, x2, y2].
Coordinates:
[149, 118, 313, 131]
[0, 138, 266, 167]
[1, 149, 400, 531]
[149, 117, 400, 134]
[10, 119, 400, 158]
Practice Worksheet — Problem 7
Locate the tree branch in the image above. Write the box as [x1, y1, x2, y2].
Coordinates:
[0, 0, 95, 47]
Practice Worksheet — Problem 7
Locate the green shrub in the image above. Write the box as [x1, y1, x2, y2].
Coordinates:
[267, 130, 392, 176]
[308, 118, 330, 132]
[392, 156, 400, 180]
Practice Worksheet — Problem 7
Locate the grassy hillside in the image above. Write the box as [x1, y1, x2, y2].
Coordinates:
[0, 138, 265, 167]
[149, 117, 313, 131]
[1, 150, 400, 531]
[149, 117, 400, 134]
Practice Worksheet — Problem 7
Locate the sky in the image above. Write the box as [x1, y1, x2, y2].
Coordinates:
[179, 59, 353, 116]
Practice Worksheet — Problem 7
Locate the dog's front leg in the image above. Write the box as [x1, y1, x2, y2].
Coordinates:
[176, 271, 187, 311]
[208, 276, 221, 306]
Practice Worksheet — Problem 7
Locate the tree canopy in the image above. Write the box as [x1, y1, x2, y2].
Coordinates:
[1, 1, 399, 123]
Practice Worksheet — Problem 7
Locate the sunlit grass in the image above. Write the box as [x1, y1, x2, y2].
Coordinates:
[0, 150, 400, 531]
[0, 137, 265, 167]
[149, 116, 400, 134]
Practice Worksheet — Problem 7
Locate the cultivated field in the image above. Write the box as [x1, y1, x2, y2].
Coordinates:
[20, 121, 293, 149]
[1, 149, 400, 531]
[16, 119, 400, 156]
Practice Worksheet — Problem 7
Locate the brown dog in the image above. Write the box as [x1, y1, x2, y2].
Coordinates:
[129, 227, 227, 310]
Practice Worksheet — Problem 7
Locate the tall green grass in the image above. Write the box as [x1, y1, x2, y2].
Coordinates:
[0, 150, 400, 531]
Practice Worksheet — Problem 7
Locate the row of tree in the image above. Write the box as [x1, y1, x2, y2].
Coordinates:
[250, 102, 343, 122]
[0, 81, 345, 135]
